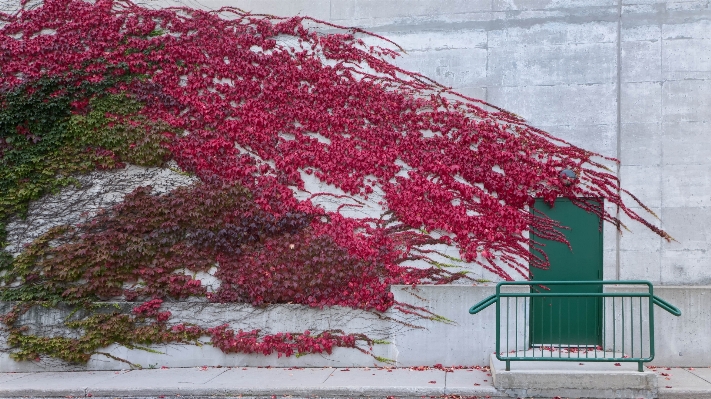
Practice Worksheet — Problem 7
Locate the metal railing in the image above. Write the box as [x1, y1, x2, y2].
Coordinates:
[469, 281, 681, 372]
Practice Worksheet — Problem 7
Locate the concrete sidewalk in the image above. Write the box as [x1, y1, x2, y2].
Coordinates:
[0, 366, 710, 398]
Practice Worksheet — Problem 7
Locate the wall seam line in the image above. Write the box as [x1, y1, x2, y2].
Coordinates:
[659, 8, 665, 285]
[616, 0, 623, 281]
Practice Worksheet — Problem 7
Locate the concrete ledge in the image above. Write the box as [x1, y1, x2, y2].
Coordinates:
[1, 285, 709, 371]
[491, 353, 658, 398]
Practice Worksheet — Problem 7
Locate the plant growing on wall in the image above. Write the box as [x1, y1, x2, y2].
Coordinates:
[0, 0, 670, 366]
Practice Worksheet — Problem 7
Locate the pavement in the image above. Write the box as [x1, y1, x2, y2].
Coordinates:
[0, 365, 710, 399]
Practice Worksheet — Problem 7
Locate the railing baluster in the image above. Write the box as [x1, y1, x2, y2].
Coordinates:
[515, 296, 518, 356]
[532, 294, 536, 357]
[585, 298, 589, 358]
[639, 297, 644, 357]
[631, 296, 635, 358]
[524, 295, 528, 357]
[620, 297, 625, 357]
[539, 294, 543, 357]
[613, 296, 616, 357]
[577, 297, 580, 357]
[593, 294, 596, 359]
[558, 296, 562, 358]
[602, 295, 606, 359]
[567, 299, 571, 359]
[548, 297, 556, 357]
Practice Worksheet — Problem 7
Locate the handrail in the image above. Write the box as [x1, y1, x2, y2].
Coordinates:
[470, 291, 682, 313]
[468, 280, 681, 372]
[494, 279, 655, 286]
[469, 294, 497, 314]
[653, 295, 682, 316]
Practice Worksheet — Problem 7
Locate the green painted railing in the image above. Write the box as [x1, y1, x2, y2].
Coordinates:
[469, 281, 681, 372]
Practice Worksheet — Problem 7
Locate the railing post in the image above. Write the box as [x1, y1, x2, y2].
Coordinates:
[496, 283, 501, 363]
[649, 282, 656, 364]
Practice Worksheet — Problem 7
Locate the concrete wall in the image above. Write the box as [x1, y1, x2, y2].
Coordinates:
[144, 0, 711, 284]
[1, 285, 707, 370]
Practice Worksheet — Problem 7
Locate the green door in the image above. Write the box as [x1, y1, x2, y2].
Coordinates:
[529, 198, 603, 346]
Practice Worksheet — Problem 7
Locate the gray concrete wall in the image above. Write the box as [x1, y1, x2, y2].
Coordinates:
[147, 0, 711, 285]
[1, 285, 706, 370]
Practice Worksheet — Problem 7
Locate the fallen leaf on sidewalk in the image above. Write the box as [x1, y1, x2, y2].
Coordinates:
[614, 363, 621, 366]
[428, 381, 436, 384]
[666, 386, 673, 388]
